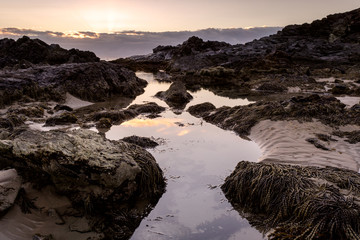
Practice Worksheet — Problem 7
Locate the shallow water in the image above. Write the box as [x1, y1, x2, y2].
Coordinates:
[106, 72, 264, 240]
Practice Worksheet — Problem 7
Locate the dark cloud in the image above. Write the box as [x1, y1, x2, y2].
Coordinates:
[0, 27, 281, 60]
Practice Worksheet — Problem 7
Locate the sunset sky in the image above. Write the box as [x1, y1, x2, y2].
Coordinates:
[1, 1, 358, 33]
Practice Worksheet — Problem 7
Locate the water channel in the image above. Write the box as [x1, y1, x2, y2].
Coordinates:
[106, 72, 265, 240]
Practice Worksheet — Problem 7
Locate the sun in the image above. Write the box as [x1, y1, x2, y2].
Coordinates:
[81, 9, 128, 32]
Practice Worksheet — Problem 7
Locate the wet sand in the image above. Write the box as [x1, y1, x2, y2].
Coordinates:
[250, 120, 360, 171]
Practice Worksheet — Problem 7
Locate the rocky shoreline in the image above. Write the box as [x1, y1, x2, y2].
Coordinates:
[0, 7, 360, 240]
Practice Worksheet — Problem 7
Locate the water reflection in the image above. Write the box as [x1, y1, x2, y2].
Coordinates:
[105, 72, 265, 240]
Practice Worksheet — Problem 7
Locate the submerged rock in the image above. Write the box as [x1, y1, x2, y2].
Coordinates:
[222, 161, 360, 239]
[155, 81, 193, 109]
[0, 129, 165, 239]
[122, 135, 159, 148]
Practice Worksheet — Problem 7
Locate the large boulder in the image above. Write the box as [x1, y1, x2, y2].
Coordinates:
[0, 129, 165, 239]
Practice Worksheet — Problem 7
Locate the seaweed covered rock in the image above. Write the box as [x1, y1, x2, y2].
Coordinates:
[0, 129, 165, 239]
[222, 161, 360, 239]
[155, 81, 193, 109]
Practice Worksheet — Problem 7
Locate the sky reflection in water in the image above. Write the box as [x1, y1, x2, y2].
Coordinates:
[106, 72, 264, 240]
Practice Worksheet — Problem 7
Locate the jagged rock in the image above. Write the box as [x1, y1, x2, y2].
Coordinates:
[0, 62, 147, 106]
[7, 105, 44, 118]
[0, 36, 99, 69]
[122, 136, 159, 148]
[45, 112, 78, 126]
[333, 130, 360, 144]
[0, 169, 22, 213]
[331, 83, 350, 94]
[155, 81, 193, 109]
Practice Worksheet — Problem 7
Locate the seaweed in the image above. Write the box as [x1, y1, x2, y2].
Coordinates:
[222, 161, 360, 239]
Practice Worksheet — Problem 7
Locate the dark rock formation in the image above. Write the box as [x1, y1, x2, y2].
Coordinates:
[188, 102, 216, 117]
[155, 81, 193, 109]
[0, 36, 99, 69]
[222, 161, 360, 239]
[90, 102, 165, 128]
[122, 136, 159, 148]
[45, 112, 78, 126]
[333, 130, 360, 143]
[305, 138, 330, 150]
[0, 62, 147, 107]
[188, 94, 360, 138]
[0, 129, 165, 239]
[54, 104, 73, 112]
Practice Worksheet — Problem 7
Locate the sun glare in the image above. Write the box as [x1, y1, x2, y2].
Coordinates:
[81, 9, 129, 33]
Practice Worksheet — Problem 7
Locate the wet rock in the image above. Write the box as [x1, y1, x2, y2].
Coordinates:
[54, 104, 73, 112]
[8, 105, 44, 118]
[333, 130, 360, 144]
[0, 62, 147, 106]
[0, 114, 25, 131]
[128, 102, 166, 115]
[305, 137, 330, 150]
[69, 217, 92, 233]
[0, 129, 165, 239]
[91, 109, 137, 124]
[45, 112, 77, 126]
[122, 136, 159, 148]
[331, 83, 350, 95]
[0, 169, 22, 213]
[96, 117, 112, 129]
[256, 82, 287, 93]
[0, 36, 99, 69]
[188, 102, 216, 117]
[222, 161, 360, 239]
[155, 81, 193, 109]
[315, 133, 338, 142]
[189, 95, 358, 138]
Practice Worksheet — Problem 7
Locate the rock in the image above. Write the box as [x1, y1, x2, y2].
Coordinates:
[331, 83, 350, 95]
[189, 95, 357, 138]
[0, 114, 25, 130]
[0, 36, 99, 69]
[8, 105, 44, 118]
[54, 104, 73, 112]
[222, 161, 360, 239]
[333, 130, 360, 144]
[96, 117, 112, 129]
[0, 169, 22, 213]
[155, 81, 193, 109]
[45, 112, 78, 126]
[188, 102, 216, 117]
[0, 62, 147, 106]
[0, 129, 165, 239]
[69, 217, 91, 233]
[122, 136, 159, 148]
[127, 102, 166, 115]
[256, 82, 287, 93]
[305, 137, 330, 150]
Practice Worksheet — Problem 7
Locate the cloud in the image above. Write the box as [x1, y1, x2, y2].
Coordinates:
[0, 27, 282, 60]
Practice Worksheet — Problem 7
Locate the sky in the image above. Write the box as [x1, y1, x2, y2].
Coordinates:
[0, 1, 358, 59]
[0, 0, 358, 33]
